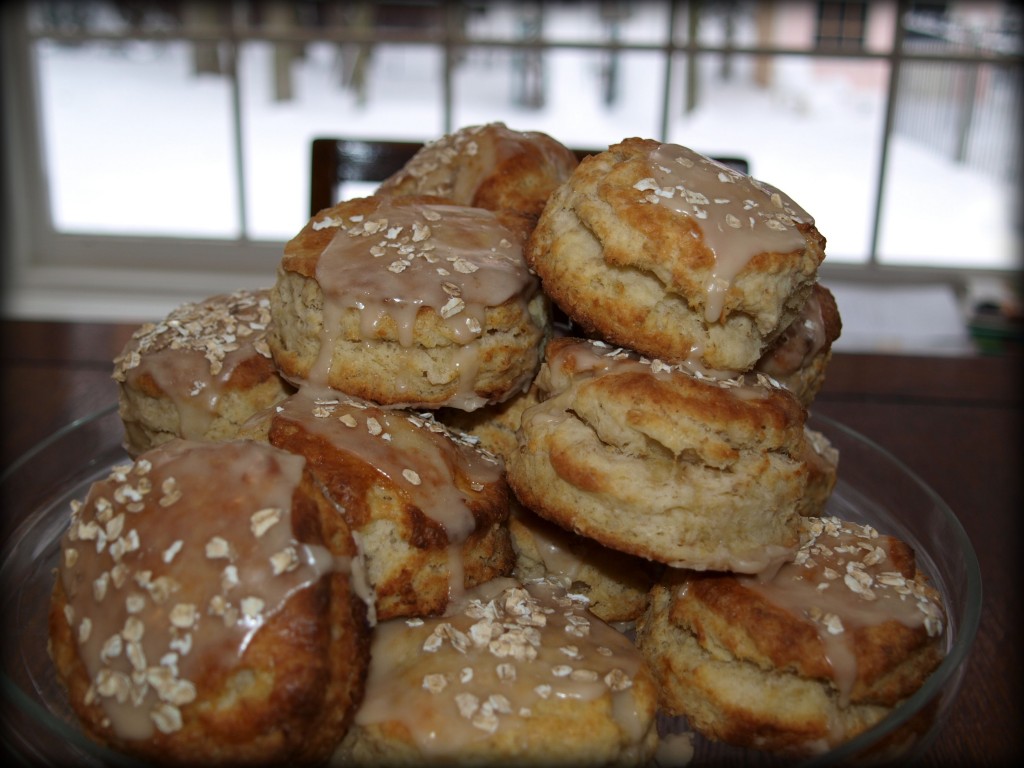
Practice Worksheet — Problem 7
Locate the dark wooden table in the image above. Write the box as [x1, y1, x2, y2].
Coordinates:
[2, 319, 1021, 765]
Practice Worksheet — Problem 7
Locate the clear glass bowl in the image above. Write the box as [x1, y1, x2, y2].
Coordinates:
[0, 406, 982, 765]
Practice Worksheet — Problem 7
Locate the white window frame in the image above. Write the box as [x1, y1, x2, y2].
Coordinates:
[2, 0, 1021, 321]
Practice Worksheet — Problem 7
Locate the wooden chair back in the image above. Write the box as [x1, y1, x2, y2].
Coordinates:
[310, 138, 748, 216]
[310, 138, 423, 216]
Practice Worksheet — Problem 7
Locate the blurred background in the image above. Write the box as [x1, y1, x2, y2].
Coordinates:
[2, 0, 1021, 353]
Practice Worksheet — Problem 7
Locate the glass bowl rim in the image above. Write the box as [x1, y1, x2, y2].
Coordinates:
[799, 410, 982, 764]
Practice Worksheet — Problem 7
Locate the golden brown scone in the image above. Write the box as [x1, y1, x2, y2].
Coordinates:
[113, 289, 293, 456]
[436, 384, 543, 464]
[242, 387, 515, 622]
[506, 337, 817, 573]
[526, 138, 826, 373]
[508, 503, 662, 623]
[755, 282, 842, 407]
[49, 439, 370, 766]
[635, 516, 947, 756]
[334, 577, 659, 767]
[270, 194, 551, 410]
[376, 122, 580, 218]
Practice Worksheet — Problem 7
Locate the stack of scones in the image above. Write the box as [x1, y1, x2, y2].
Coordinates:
[49, 124, 946, 766]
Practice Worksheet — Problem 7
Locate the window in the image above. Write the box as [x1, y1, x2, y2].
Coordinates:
[2, 0, 1021, 320]
[816, 1, 869, 50]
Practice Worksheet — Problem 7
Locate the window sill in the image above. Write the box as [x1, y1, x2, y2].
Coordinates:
[3, 260, 279, 324]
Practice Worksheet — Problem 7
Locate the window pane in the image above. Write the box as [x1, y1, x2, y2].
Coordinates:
[27, 0, 191, 36]
[346, 1, 447, 36]
[253, 1, 446, 42]
[693, 0, 895, 55]
[878, 60, 1021, 268]
[464, 1, 543, 43]
[463, 1, 669, 45]
[666, 52, 888, 263]
[241, 40, 445, 241]
[543, 0, 669, 45]
[452, 47, 664, 149]
[20, 0, 1018, 277]
[35, 38, 240, 238]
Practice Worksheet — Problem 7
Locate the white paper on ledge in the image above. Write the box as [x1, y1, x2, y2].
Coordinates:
[827, 282, 975, 355]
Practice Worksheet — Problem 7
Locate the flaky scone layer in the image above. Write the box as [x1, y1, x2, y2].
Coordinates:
[506, 338, 818, 573]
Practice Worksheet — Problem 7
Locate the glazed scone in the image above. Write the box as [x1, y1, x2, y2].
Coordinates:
[334, 577, 659, 767]
[506, 338, 818, 573]
[635, 516, 947, 756]
[270, 194, 551, 410]
[526, 138, 826, 373]
[508, 503, 662, 623]
[755, 282, 842, 407]
[241, 387, 515, 622]
[113, 289, 293, 456]
[49, 439, 370, 765]
[376, 122, 580, 218]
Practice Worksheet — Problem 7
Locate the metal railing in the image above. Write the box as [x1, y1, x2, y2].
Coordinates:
[895, 11, 1022, 183]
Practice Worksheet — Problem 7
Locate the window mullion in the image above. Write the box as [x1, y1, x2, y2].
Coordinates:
[2, 3, 53, 262]
[224, 2, 250, 240]
[683, 1, 699, 115]
[868, 0, 910, 268]
[443, 1, 458, 135]
[658, 0, 681, 142]
[225, 34, 248, 240]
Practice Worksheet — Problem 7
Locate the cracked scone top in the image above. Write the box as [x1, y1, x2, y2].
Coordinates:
[527, 138, 826, 373]
[270, 194, 550, 410]
[335, 577, 659, 766]
[49, 439, 370, 765]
